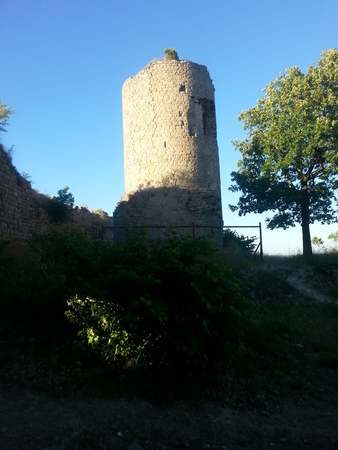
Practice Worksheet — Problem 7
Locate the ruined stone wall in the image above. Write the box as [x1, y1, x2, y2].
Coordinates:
[0, 145, 113, 242]
[0, 145, 50, 241]
[114, 59, 223, 240]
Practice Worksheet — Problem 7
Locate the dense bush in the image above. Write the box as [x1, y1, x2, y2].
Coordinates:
[223, 229, 257, 254]
[37, 186, 75, 222]
[0, 239, 68, 335]
[0, 230, 107, 336]
[65, 231, 250, 372]
[0, 230, 250, 372]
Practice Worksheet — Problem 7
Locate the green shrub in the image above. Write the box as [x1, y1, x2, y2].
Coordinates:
[164, 48, 179, 60]
[0, 230, 107, 337]
[45, 197, 70, 222]
[38, 186, 75, 222]
[223, 229, 256, 254]
[66, 231, 249, 372]
[30, 229, 111, 299]
[0, 229, 250, 372]
[0, 240, 69, 335]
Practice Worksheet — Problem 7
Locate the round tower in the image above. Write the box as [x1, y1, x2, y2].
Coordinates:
[114, 58, 223, 241]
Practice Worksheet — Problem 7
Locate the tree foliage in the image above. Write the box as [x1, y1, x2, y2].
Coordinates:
[230, 49, 338, 256]
[223, 229, 257, 254]
[164, 48, 179, 60]
[56, 186, 75, 209]
[328, 230, 338, 243]
[45, 186, 75, 222]
[312, 230, 338, 253]
[0, 101, 14, 132]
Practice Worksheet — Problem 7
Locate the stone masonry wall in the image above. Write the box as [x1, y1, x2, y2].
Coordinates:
[122, 59, 221, 195]
[0, 145, 50, 241]
[113, 186, 222, 241]
[114, 59, 223, 241]
[0, 145, 113, 242]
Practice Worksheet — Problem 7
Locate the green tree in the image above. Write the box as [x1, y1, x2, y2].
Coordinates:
[45, 186, 75, 222]
[230, 49, 338, 257]
[56, 186, 75, 209]
[0, 101, 15, 132]
[0, 101, 14, 131]
[311, 236, 324, 251]
[328, 231, 338, 252]
[328, 230, 338, 244]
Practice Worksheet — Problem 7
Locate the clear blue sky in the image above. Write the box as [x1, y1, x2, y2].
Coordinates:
[1, 0, 337, 254]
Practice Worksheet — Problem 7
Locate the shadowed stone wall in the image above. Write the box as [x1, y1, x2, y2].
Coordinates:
[0, 145, 50, 241]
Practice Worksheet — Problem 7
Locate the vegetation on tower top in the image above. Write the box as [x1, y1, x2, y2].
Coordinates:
[164, 48, 179, 60]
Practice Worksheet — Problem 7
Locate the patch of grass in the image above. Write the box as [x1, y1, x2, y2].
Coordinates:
[233, 261, 338, 402]
[263, 253, 304, 267]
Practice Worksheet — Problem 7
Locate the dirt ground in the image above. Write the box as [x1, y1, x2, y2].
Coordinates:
[0, 264, 337, 450]
[0, 380, 337, 450]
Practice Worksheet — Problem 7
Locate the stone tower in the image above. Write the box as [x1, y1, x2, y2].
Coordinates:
[113, 58, 223, 241]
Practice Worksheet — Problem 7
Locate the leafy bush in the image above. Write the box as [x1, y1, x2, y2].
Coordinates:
[45, 198, 69, 222]
[0, 230, 104, 337]
[0, 240, 69, 335]
[223, 229, 256, 254]
[40, 186, 75, 222]
[30, 229, 110, 299]
[66, 231, 249, 372]
[0, 229, 250, 372]
[164, 48, 179, 60]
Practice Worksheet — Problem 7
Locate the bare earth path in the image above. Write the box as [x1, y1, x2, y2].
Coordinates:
[271, 264, 337, 304]
[1, 378, 337, 450]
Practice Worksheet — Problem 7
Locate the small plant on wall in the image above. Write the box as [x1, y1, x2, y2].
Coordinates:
[164, 48, 179, 60]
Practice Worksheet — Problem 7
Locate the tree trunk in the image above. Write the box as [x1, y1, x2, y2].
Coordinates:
[300, 185, 312, 257]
